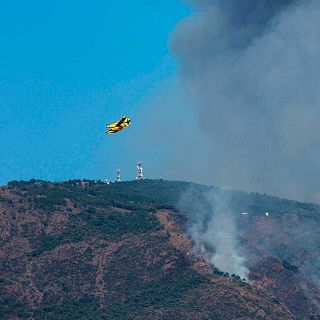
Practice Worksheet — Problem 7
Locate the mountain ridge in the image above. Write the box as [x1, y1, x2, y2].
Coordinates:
[0, 179, 319, 319]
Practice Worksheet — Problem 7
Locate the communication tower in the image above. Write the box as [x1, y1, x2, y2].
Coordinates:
[136, 162, 143, 180]
[116, 168, 121, 182]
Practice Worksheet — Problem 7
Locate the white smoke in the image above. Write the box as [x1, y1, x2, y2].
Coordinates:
[181, 189, 249, 279]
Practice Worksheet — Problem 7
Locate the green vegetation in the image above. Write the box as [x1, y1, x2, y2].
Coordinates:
[2, 178, 318, 319]
[282, 260, 299, 273]
[8, 178, 320, 217]
[31, 209, 162, 256]
[76, 210, 161, 237]
[0, 295, 32, 319]
[34, 296, 104, 320]
[32, 269, 207, 320]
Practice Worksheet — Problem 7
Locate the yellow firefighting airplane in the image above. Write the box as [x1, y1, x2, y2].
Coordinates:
[105, 116, 131, 134]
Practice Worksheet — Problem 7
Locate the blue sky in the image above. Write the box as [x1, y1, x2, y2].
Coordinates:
[0, 0, 190, 183]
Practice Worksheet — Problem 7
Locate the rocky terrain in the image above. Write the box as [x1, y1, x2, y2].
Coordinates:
[0, 179, 319, 319]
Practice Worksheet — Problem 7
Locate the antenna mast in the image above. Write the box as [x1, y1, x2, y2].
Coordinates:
[136, 162, 143, 180]
[116, 168, 121, 182]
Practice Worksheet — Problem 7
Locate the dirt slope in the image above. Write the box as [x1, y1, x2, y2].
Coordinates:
[0, 180, 294, 319]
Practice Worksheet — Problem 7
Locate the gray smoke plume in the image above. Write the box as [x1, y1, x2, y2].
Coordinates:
[163, 0, 320, 286]
[170, 0, 320, 202]
[180, 188, 249, 279]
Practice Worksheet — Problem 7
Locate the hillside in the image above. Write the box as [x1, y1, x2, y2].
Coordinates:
[0, 179, 319, 319]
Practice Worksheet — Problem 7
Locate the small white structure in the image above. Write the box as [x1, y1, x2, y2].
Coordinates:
[105, 179, 110, 185]
[265, 212, 270, 217]
[116, 168, 121, 182]
[241, 212, 248, 216]
[136, 162, 143, 180]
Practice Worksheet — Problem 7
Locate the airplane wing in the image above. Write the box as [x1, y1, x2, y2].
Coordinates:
[105, 127, 123, 134]
[107, 121, 120, 129]
[107, 117, 126, 128]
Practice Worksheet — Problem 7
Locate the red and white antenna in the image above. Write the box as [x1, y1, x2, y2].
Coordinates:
[136, 162, 143, 180]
